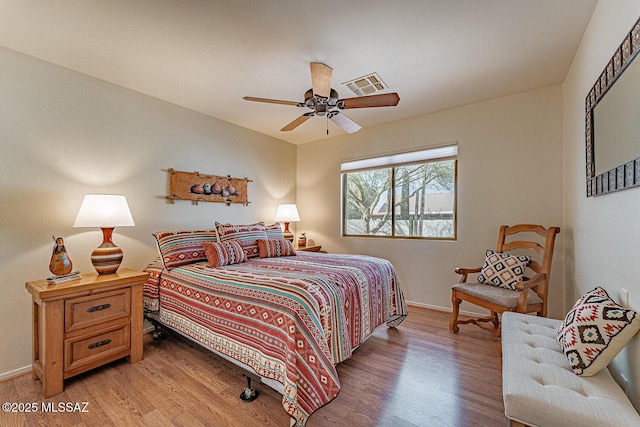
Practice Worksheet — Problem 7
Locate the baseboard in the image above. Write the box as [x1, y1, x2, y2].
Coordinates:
[407, 300, 447, 311]
[405, 300, 483, 317]
[0, 365, 32, 382]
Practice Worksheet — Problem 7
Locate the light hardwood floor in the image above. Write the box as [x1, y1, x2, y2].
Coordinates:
[1, 307, 504, 426]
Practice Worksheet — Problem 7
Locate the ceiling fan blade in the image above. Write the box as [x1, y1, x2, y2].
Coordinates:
[281, 113, 314, 132]
[243, 96, 301, 106]
[310, 62, 332, 99]
[328, 112, 362, 134]
[338, 92, 400, 109]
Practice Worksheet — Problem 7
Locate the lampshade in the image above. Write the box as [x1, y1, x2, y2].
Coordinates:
[275, 204, 299, 242]
[73, 195, 135, 228]
[274, 204, 300, 222]
[73, 194, 134, 275]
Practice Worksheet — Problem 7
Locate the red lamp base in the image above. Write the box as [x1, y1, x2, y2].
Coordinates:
[282, 222, 294, 242]
[91, 228, 123, 275]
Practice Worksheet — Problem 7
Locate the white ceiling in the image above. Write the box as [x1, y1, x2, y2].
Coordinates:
[0, 0, 597, 145]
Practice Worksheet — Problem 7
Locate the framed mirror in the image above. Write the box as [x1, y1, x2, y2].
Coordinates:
[586, 16, 640, 196]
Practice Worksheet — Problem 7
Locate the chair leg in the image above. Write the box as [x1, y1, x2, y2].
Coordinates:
[491, 311, 500, 329]
[453, 310, 502, 337]
[491, 312, 501, 337]
[450, 292, 461, 333]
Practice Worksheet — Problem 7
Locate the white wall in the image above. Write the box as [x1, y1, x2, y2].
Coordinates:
[8, 1, 640, 411]
[0, 46, 296, 378]
[563, 0, 640, 409]
[297, 85, 564, 317]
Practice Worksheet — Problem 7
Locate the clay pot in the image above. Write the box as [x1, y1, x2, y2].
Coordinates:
[190, 184, 204, 194]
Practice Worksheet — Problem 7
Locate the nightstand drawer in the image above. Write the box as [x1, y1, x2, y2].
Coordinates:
[65, 288, 130, 333]
[64, 323, 130, 375]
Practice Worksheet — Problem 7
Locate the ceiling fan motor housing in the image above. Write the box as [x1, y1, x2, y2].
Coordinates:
[305, 88, 339, 115]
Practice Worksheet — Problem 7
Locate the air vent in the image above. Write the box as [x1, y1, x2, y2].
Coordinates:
[342, 72, 388, 97]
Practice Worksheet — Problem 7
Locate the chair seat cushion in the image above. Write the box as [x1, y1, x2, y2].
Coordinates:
[452, 282, 543, 309]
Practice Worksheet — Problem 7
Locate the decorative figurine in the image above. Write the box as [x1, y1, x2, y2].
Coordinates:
[49, 236, 73, 276]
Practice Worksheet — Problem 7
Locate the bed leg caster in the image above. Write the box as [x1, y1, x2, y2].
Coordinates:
[144, 315, 167, 340]
[152, 329, 166, 340]
[151, 324, 166, 340]
[240, 374, 258, 403]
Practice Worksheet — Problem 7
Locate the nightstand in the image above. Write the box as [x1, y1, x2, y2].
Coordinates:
[295, 245, 322, 252]
[25, 268, 149, 398]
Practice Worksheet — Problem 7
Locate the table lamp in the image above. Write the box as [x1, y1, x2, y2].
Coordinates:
[274, 203, 300, 242]
[73, 194, 135, 274]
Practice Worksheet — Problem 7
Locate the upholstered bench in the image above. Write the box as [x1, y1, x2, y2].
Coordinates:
[501, 312, 640, 427]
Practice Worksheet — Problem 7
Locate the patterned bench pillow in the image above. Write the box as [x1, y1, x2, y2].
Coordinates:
[557, 286, 640, 376]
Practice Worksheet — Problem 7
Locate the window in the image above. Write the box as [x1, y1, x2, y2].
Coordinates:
[341, 144, 457, 240]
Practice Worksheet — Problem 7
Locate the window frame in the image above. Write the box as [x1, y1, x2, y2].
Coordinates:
[341, 144, 458, 241]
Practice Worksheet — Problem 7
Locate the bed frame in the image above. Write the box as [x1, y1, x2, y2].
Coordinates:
[144, 311, 284, 396]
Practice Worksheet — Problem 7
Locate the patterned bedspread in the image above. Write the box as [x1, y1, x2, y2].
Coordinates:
[143, 252, 407, 425]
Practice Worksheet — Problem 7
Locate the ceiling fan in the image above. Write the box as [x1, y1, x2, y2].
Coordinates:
[243, 62, 400, 134]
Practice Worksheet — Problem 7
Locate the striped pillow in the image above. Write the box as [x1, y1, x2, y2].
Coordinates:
[153, 229, 218, 270]
[257, 238, 296, 258]
[215, 222, 267, 258]
[203, 241, 246, 267]
[265, 222, 285, 240]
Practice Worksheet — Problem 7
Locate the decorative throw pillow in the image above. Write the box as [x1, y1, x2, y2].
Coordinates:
[215, 222, 267, 258]
[476, 250, 530, 290]
[257, 238, 296, 258]
[557, 287, 640, 376]
[265, 222, 285, 240]
[202, 241, 246, 267]
[556, 287, 612, 346]
[153, 229, 219, 270]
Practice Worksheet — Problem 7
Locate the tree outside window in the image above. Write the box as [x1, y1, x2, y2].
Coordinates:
[342, 151, 456, 239]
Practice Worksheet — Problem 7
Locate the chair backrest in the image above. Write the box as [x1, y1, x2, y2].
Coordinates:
[496, 224, 560, 316]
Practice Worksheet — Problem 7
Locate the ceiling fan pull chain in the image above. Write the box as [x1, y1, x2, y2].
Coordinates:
[327, 115, 329, 135]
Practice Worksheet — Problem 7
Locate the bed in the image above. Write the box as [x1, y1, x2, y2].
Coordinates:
[143, 225, 408, 426]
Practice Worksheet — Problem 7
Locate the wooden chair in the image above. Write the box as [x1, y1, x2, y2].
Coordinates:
[449, 224, 560, 336]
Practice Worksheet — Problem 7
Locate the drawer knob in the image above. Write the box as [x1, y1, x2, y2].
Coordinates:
[88, 339, 112, 350]
[87, 303, 111, 313]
